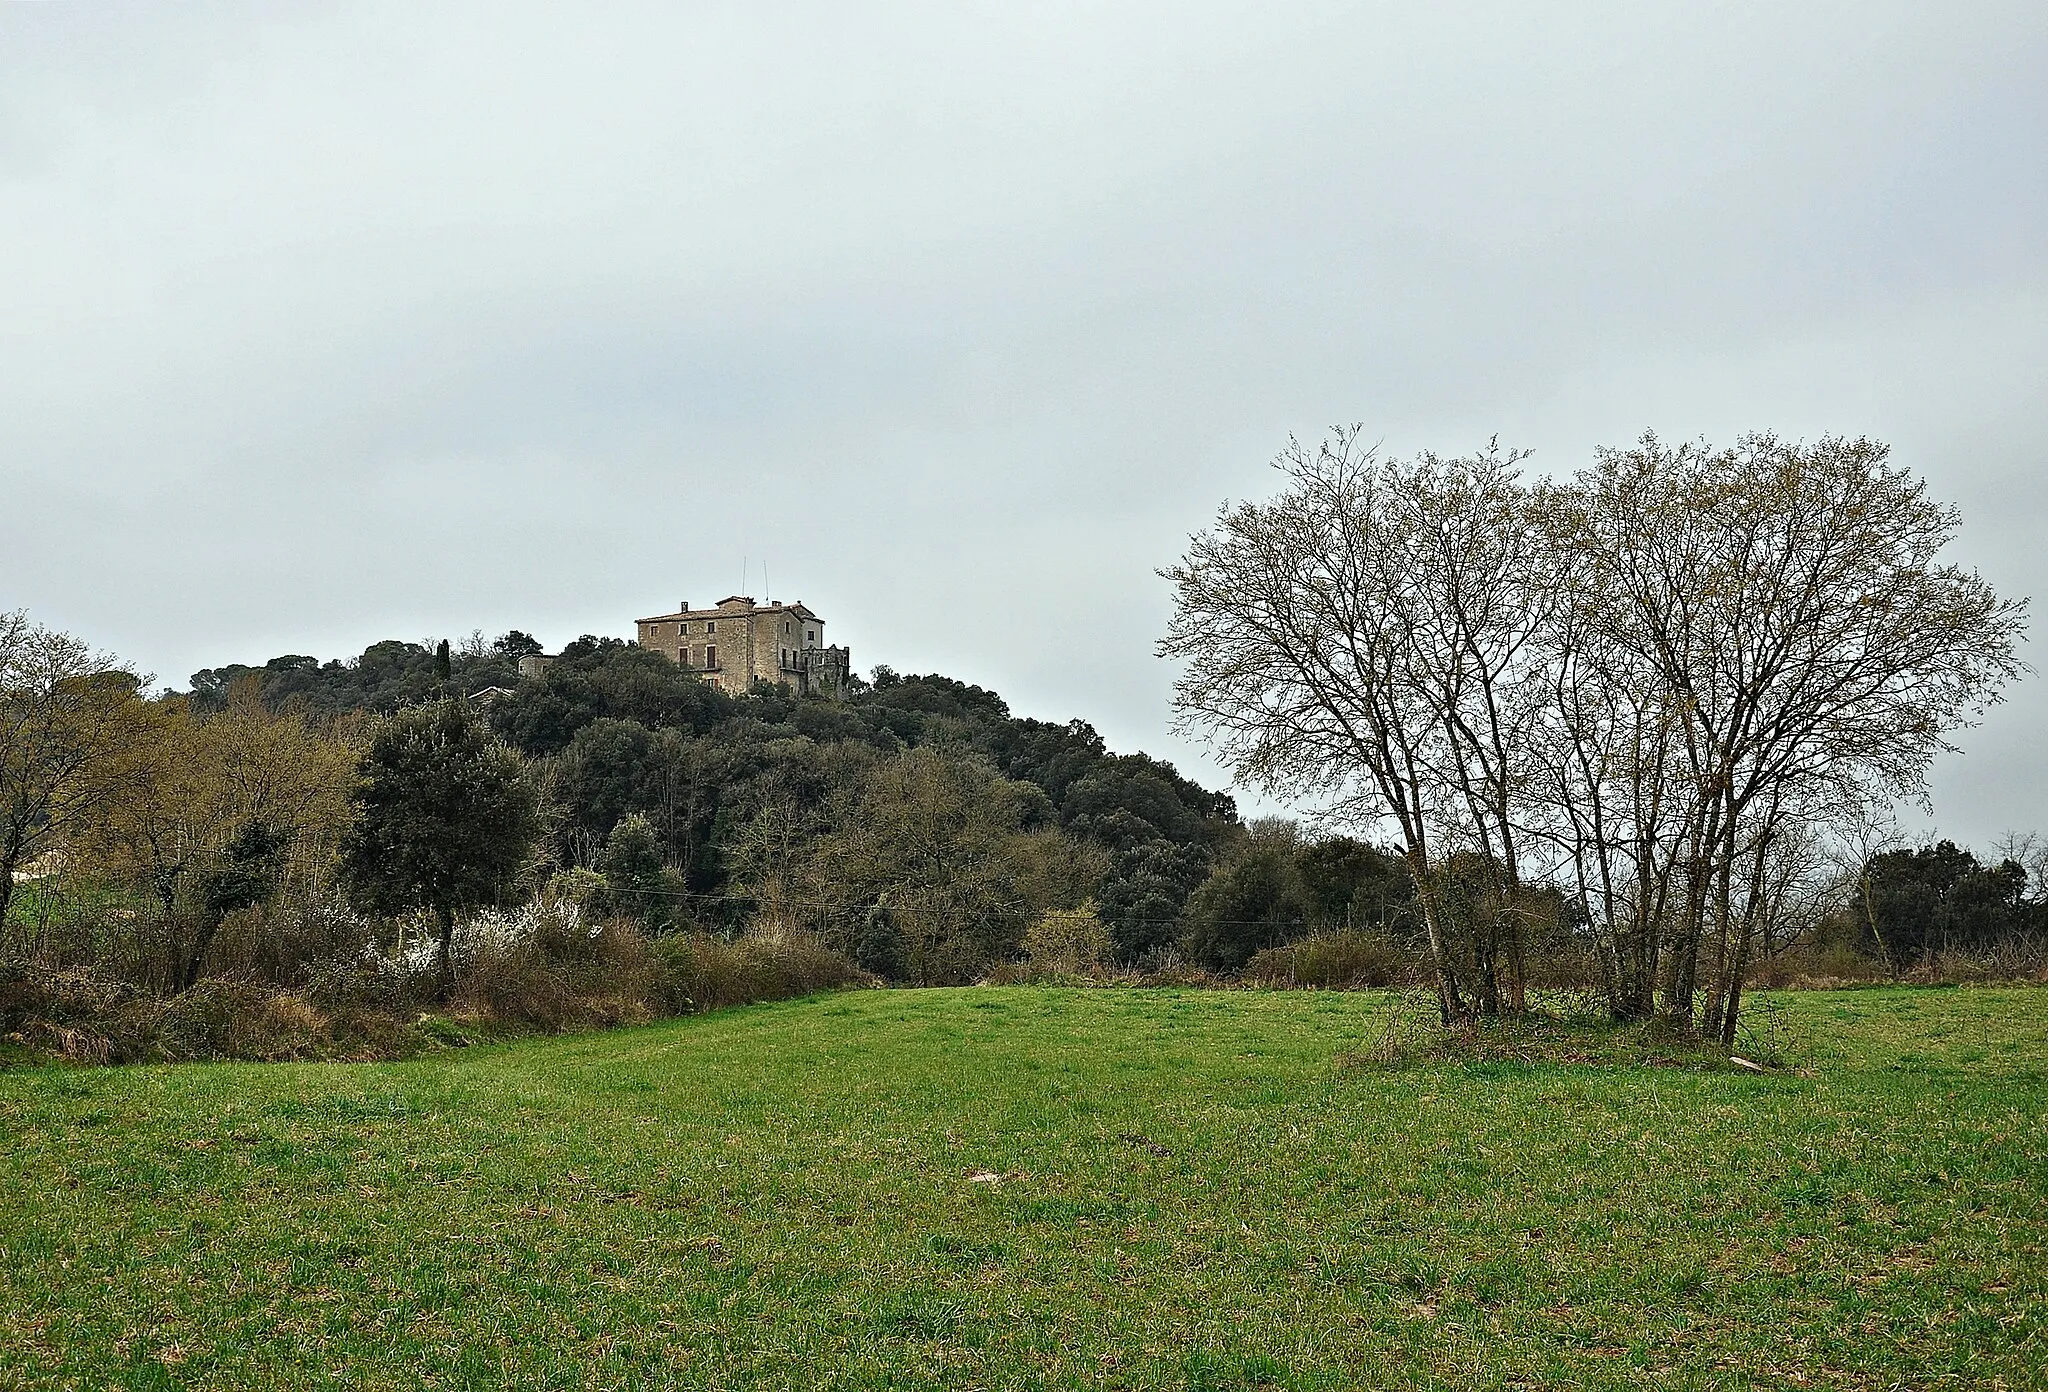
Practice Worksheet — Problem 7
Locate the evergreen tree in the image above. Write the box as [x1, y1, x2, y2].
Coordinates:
[340, 700, 538, 1001]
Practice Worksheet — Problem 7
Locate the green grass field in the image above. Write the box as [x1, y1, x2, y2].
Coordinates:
[2, 987, 2042, 1390]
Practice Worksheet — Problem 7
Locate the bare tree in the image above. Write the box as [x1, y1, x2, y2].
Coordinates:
[0, 612, 150, 952]
[1560, 434, 2026, 1030]
[1160, 427, 1545, 1021]
[1165, 428, 2027, 1039]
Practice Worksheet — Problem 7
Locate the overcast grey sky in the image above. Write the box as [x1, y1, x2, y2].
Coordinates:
[4, 3, 2044, 847]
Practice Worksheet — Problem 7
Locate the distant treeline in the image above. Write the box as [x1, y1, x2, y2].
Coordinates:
[179, 631, 2048, 982]
[4, 606, 2039, 1067]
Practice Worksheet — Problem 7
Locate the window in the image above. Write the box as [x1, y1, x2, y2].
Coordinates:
[705, 645, 717, 669]
[807, 629, 816, 644]
[707, 620, 716, 634]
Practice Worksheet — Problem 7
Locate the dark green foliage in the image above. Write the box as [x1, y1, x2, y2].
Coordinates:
[182, 633, 1241, 977]
[1060, 757, 1226, 846]
[1099, 840, 1210, 966]
[190, 637, 524, 714]
[486, 651, 1237, 942]
[491, 642, 734, 756]
[1860, 841, 2032, 966]
[853, 902, 907, 981]
[198, 820, 290, 924]
[555, 718, 656, 846]
[861, 671, 1011, 727]
[340, 701, 539, 999]
[180, 820, 292, 991]
[596, 814, 678, 932]
[1296, 837, 1414, 934]
[1181, 826, 1309, 972]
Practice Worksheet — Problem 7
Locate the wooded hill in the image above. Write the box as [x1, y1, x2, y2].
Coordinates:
[188, 633, 1249, 976]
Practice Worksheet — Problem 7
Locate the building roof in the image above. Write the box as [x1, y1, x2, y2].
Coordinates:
[634, 598, 825, 625]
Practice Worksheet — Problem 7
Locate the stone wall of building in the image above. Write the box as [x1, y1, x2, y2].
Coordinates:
[632, 596, 845, 698]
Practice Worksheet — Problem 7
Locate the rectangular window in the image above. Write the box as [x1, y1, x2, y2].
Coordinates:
[707, 620, 716, 634]
[705, 644, 717, 669]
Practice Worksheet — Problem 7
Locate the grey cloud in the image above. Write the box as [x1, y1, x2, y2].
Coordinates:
[4, 1, 2045, 846]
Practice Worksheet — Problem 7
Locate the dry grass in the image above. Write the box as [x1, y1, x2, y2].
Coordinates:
[652, 924, 872, 1014]
[1243, 930, 1416, 989]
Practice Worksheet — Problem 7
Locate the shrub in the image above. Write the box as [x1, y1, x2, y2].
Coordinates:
[0, 963, 347, 1063]
[1244, 930, 1416, 989]
[653, 926, 868, 1014]
[207, 893, 383, 991]
[1021, 903, 1111, 977]
[1753, 937, 1887, 988]
[457, 898, 661, 1031]
[852, 906, 908, 981]
[156, 980, 333, 1062]
[1182, 830, 1308, 972]
[1927, 935, 2048, 984]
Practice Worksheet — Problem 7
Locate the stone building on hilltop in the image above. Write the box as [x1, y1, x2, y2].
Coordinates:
[634, 595, 851, 698]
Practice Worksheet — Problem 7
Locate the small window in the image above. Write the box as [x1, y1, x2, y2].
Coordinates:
[707, 620, 716, 634]
[706, 644, 717, 669]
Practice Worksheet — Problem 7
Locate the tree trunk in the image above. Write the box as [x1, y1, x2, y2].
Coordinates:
[179, 913, 225, 992]
[1409, 862, 1464, 1025]
[1502, 908, 1528, 1016]
[1719, 920, 1753, 1048]
[435, 904, 457, 1004]
[1718, 829, 1774, 1046]
[1473, 916, 1500, 1019]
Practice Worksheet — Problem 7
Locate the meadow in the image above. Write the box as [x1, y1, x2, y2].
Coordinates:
[1, 987, 2042, 1390]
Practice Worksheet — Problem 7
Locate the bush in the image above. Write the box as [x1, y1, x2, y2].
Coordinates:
[211, 893, 383, 991]
[1753, 937, 1887, 988]
[1181, 830, 1308, 972]
[1021, 903, 1111, 977]
[852, 906, 908, 981]
[653, 926, 869, 1014]
[457, 898, 662, 1031]
[1927, 935, 2048, 984]
[1244, 930, 1416, 989]
[156, 980, 333, 1061]
[0, 963, 347, 1063]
